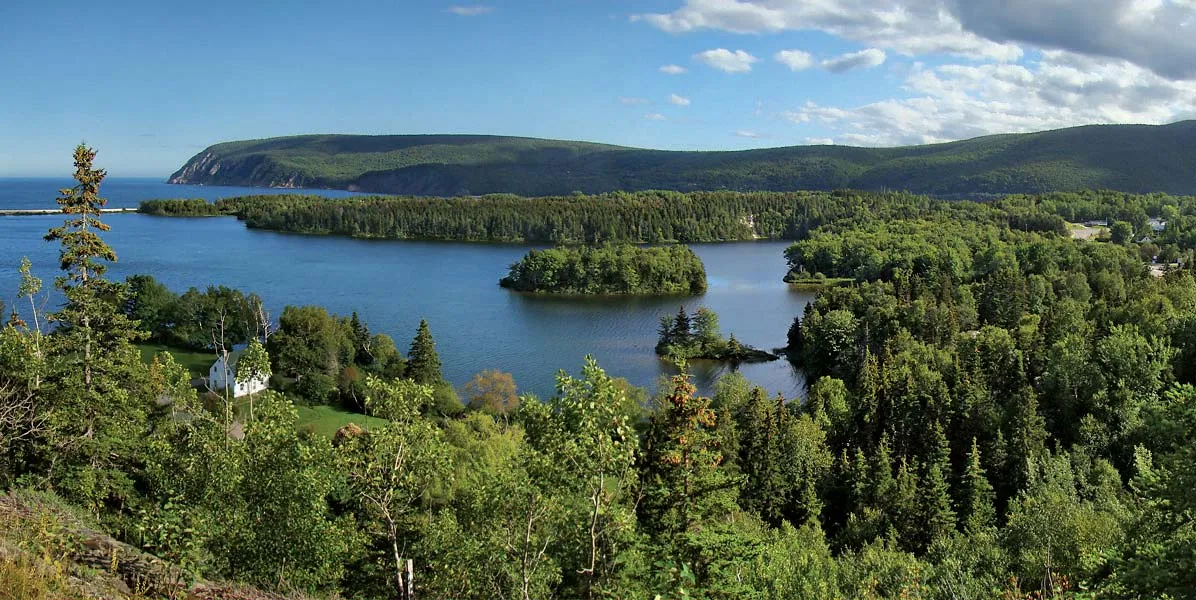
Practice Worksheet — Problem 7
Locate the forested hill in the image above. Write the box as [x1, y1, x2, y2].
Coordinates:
[169, 122, 1196, 197]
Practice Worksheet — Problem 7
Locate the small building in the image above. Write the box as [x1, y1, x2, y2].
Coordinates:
[209, 350, 268, 397]
[1149, 218, 1166, 232]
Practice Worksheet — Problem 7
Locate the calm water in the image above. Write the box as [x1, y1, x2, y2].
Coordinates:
[0, 177, 365, 210]
[0, 178, 812, 398]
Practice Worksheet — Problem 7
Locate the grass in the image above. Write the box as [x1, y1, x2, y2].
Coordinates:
[295, 404, 388, 438]
[136, 343, 213, 379]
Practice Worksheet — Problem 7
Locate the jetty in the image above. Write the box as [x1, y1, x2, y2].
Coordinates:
[0, 208, 137, 216]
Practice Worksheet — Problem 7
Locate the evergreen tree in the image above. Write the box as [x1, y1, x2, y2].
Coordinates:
[891, 457, 919, 549]
[958, 438, 997, 533]
[786, 315, 803, 355]
[670, 306, 693, 348]
[406, 319, 442, 384]
[349, 311, 371, 365]
[915, 423, 957, 552]
[41, 144, 149, 510]
[737, 387, 781, 523]
[640, 373, 737, 548]
[1002, 386, 1048, 499]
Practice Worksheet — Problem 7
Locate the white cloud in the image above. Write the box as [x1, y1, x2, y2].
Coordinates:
[660, 64, 688, 74]
[694, 48, 758, 73]
[806, 137, 836, 145]
[734, 130, 764, 138]
[618, 97, 650, 105]
[821, 48, 887, 73]
[635, 0, 1196, 79]
[644, 112, 668, 121]
[448, 5, 493, 16]
[669, 93, 692, 106]
[949, 0, 1196, 79]
[774, 49, 814, 71]
[785, 53, 1196, 146]
[635, 0, 1022, 62]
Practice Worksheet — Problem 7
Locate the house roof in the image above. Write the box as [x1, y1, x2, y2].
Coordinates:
[213, 350, 245, 368]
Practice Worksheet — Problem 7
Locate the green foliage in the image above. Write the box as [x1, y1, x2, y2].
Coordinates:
[39, 145, 151, 512]
[656, 305, 777, 362]
[170, 123, 1196, 197]
[406, 319, 442, 386]
[123, 274, 265, 350]
[501, 244, 707, 295]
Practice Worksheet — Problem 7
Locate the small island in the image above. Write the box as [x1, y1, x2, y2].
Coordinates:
[499, 244, 706, 295]
[655, 306, 778, 363]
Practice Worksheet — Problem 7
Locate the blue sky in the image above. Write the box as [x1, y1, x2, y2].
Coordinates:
[3, 0, 1195, 176]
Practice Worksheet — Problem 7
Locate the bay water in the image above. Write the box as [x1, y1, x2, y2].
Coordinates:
[0, 178, 813, 398]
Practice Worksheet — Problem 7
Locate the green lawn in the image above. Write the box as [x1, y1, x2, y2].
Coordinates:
[295, 405, 388, 437]
[137, 343, 213, 378]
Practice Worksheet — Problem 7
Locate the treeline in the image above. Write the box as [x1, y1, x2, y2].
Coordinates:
[140, 188, 1196, 249]
[500, 244, 706, 295]
[138, 198, 225, 216]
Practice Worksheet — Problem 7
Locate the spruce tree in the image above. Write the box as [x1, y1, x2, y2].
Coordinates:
[670, 305, 692, 348]
[639, 373, 737, 549]
[41, 145, 148, 510]
[349, 311, 370, 365]
[406, 319, 442, 384]
[916, 423, 957, 552]
[959, 437, 997, 533]
[891, 457, 919, 549]
[737, 387, 780, 523]
[786, 315, 803, 355]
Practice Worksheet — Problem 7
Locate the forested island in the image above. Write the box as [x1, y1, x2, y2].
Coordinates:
[499, 244, 706, 295]
[168, 122, 1196, 196]
[140, 187, 1196, 254]
[9, 145, 1196, 599]
[655, 306, 778, 362]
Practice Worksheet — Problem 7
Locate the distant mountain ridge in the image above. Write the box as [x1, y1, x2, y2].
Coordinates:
[169, 122, 1196, 197]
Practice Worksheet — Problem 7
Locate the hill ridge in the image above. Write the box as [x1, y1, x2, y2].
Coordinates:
[169, 121, 1196, 197]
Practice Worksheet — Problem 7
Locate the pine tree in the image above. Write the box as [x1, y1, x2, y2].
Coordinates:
[1003, 386, 1047, 498]
[406, 319, 442, 384]
[670, 305, 692, 348]
[891, 457, 919, 549]
[639, 373, 737, 549]
[915, 423, 957, 552]
[856, 349, 881, 443]
[349, 311, 370, 365]
[959, 437, 997, 533]
[737, 387, 781, 523]
[41, 145, 148, 510]
[786, 315, 803, 355]
[870, 434, 897, 515]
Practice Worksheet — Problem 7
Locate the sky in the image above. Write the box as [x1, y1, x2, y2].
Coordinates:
[2, 0, 1196, 176]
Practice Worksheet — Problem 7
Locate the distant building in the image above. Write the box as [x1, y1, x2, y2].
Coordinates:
[209, 350, 268, 397]
[1149, 218, 1166, 232]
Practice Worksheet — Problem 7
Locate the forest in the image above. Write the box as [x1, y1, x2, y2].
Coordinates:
[139, 187, 1196, 254]
[499, 244, 707, 295]
[5, 146, 1196, 599]
[166, 122, 1196, 196]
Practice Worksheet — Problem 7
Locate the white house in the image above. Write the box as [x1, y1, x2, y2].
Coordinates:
[209, 350, 269, 397]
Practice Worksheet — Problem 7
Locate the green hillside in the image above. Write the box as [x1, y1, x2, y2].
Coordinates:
[169, 122, 1196, 196]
